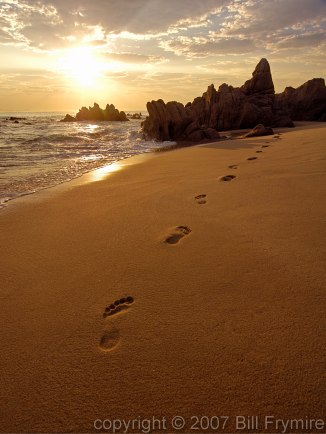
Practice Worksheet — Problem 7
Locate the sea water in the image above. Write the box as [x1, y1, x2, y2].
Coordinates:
[0, 112, 164, 208]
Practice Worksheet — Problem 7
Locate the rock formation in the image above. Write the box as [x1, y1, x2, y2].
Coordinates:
[142, 98, 220, 141]
[276, 78, 326, 121]
[142, 58, 295, 141]
[61, 103, 128, 122]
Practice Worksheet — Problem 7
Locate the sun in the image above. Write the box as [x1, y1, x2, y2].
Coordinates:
[58, 46, 104, 88]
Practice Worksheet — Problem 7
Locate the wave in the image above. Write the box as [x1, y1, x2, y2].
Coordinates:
[0, 113, 161, 209]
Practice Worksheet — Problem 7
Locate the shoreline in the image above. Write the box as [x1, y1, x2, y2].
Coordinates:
[0, 112, 147, 211]
[1, 120, 321, 212]
[0, 151, 157, 212]
[0, 121, 325, 432]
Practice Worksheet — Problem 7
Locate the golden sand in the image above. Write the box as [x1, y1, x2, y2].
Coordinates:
[0, 122, 325, 432]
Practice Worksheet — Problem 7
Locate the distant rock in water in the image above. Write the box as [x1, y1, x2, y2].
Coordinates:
[60, 103, 129, 122]
[276, 78, 326, 122]
[61, 114, 76, 122]
[5, 116, 27, 122]
[126, 112, 142, 119]
[143, 58, 293, 141]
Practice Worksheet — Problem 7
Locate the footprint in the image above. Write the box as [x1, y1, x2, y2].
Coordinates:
[99, 296, 135, 351]
[256, 150, 262, 153]
[195, 194, 207, 205]
[165, 226, 191, 244]
[247, 157, 257, 161]
[103, 296, 134, 318]
[228, 164, 238, 169]
[99, 327, 120, 351]
[262, 145, 269, 148]
[220, 175, 236, 182]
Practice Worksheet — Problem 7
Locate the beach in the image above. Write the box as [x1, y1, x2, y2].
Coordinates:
[0, 122, 325, 433]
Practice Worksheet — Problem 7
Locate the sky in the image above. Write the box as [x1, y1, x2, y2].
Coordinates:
[0, 0, 325, 111]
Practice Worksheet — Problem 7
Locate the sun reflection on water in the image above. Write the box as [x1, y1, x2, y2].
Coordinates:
[85, 124, 99, 131]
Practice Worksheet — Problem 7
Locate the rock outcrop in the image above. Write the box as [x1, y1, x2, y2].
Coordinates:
[60, 103, 128, 122]
[142, 99, 220, 141]
[276, 78, 326, 121]
[142, 58, 294, 141]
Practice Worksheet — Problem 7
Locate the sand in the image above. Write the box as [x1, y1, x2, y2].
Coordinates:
[0, 122, 325, 433]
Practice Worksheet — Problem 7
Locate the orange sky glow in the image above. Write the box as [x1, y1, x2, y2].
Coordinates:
[0, 0, 325, 111]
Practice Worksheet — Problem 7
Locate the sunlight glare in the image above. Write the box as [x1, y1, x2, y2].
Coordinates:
[89, 162, 122, 182]
[58, 46, 104, 88]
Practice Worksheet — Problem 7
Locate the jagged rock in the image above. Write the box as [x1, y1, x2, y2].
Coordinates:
[243, 124, 274, 138]
[60, 103, 129, 122]
[143, 99, 193, 141]
[142, 99, 220, 142]
[276, 78, 326, 121]
[103, 104, 128, 121]
[142, 58, 293, 141]
[241, 58, 274, 95]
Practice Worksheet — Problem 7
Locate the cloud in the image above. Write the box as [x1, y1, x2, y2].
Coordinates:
[0, 70, 67, 96]
[0, 29, 13, 43]
[45, 0, 225, 33]
[219, 0, 326, 41]
[1, 0, 325, 64]
[0, 0, 325, 105]
[105, 52, 168, 64]
[0, 0, 227, 49]
[273, 32, 326, 49]
[161, 36, 257, 58]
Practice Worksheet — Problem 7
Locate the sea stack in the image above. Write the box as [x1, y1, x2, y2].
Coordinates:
[60, 102, 129, 122]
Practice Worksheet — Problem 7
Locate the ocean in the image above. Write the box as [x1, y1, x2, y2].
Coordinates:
[0, 111, 165, 208]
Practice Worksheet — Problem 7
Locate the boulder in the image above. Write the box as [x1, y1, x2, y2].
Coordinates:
[203, 128, 220, 140]
[243, 124, 274, 138]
